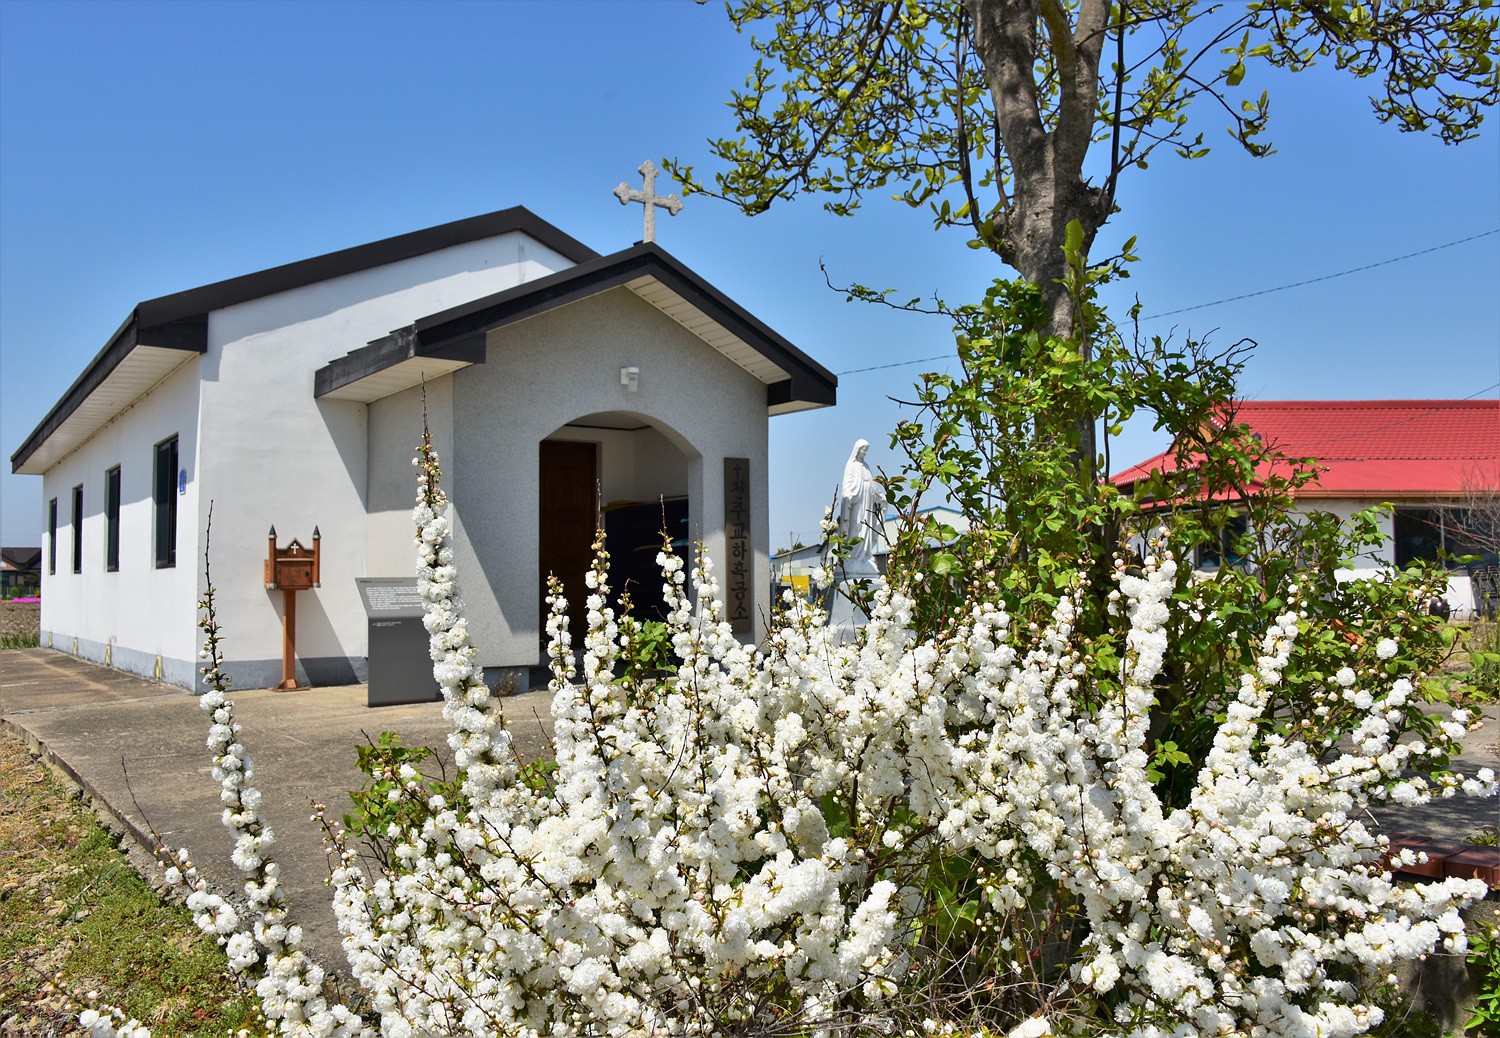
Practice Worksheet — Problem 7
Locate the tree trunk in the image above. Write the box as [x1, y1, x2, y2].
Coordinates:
[964, 0, 1113, 478]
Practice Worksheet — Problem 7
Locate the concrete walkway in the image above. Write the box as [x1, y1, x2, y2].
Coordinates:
[0, 648, 555, 973]
[1370, 699, 1500, 842]
[1, 646, 1496, 977]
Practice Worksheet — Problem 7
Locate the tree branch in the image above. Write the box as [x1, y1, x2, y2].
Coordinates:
[1103, 0, 1129, 211]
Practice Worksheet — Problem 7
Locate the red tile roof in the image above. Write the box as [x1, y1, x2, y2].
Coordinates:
[1112, 400, 1500, 499]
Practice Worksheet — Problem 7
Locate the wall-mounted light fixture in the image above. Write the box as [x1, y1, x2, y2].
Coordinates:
[620, 366, 640, 392]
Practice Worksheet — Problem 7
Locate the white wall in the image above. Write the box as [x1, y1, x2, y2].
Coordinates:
[1302, 498, 1394, 575]
[365, 378, 455, 580]
[32, 226, 576, 690]
[38, 359, 204, 685]
[192, 231, 577, 689]
[632, 425, 692, 501]
[367, 286, 771, 676]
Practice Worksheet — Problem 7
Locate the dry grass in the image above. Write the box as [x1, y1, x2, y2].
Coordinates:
[0, 727, 257, 1035]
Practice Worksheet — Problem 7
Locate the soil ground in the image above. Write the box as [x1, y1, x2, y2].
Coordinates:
[0, 603, 39, 644]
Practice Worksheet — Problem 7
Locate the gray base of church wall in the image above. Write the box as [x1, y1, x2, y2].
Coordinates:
[482, 665, 542, 695]
[33, 632, 371, 695]
[211, 656, 370, 694]
[38, 630, 198, 690]
[29, 633, 541, 702]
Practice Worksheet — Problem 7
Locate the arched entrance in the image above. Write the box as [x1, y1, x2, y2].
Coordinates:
[538, 411, 697, 648]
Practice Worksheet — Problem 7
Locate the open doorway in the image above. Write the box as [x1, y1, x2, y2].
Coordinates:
[538, 413, 695, 653]
[538, 439, 598, 650]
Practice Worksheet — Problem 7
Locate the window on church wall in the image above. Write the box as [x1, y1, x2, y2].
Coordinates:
[47, 498, 57, 575]
[71, 485, 83, 574]
[105, 466, 121, 572]
[153, 436, 178, 569]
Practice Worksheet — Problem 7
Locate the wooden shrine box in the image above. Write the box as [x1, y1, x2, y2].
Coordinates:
[265, 528, 321, 590]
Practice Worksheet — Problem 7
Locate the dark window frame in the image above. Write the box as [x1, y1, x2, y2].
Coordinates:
[1195, 513, 1250, 572]
[1394, 505, 1496, 568]
[47, 498, 57, 575]
[105, 465, 121, 572]
[153, 436, 179, 569]
[70, 484, 83, 574]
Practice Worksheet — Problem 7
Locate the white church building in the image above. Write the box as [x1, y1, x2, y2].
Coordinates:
[11, 206, 837, 692]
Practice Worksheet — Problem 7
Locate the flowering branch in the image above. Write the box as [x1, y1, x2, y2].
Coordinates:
[90, 440, 1497, 1038]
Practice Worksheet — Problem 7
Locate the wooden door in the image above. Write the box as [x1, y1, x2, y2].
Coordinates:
[538, 439, 597, 651]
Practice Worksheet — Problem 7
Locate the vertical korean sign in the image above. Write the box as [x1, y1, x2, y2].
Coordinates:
[724, 457, 751, 634]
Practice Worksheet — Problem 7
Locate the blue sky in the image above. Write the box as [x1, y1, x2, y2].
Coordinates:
[2, 0, 1497, 549]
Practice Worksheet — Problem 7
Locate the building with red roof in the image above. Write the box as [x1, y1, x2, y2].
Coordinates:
[1112, 399, 1500, 616]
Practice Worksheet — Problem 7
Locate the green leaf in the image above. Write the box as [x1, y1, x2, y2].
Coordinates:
[1064, 219, 1084, 261]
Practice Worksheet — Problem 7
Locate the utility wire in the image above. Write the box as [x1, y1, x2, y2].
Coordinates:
[840, 354, 953, 376]
[837, 229, 1500, 376]
[1142, 228, 1500, 320]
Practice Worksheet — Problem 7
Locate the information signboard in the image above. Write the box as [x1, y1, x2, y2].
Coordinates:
[355, 578, 441, 707]
[724, 457, 751, 634]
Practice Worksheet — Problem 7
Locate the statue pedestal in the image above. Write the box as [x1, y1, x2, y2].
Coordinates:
[824, 579, 877, 641]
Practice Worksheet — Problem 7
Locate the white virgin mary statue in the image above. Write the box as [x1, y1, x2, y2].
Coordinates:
[835, 439, 885, 579]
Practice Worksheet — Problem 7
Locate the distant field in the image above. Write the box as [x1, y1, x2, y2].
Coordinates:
[0, 603, 39, 648]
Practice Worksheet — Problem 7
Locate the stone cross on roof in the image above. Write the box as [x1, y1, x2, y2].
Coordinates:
[613, 159, 683, 243]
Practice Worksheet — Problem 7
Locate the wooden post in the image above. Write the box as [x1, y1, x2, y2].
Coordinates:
[265, 527, 320, 691]
[279, 588, 298, 690]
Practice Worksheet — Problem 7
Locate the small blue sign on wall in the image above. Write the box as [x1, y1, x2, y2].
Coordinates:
[178, 468, 187, 495]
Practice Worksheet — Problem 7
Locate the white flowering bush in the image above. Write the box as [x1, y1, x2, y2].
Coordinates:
[85, 419, 1496, 1038]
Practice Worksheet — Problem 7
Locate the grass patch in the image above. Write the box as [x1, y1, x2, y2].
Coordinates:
[1462, 619, 1500, 704]
[0, 727, 257, 1034]
[0, 632, 40, 650]
[1440, 619, 1500, 706]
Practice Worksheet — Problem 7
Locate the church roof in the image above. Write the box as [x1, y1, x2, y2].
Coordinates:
[1111, 399, 1500, 500]
[313, 242, 838, 415]
[12, 208, 600, 475]
[15, 208, 836, 477]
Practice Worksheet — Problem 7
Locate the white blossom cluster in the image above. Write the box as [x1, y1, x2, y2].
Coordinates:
[317, 495, 1493, 1036]
[411, 435, 516, 808]
[188, 679, 363, 1034]
[78, 1004, 151, 1037]
[84, 448, 1496, 1037]
[320, 536, 909, 1035]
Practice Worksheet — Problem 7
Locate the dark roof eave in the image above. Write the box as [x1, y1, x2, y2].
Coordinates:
[9, 314, 181, 474]
[136, 207, 597, 328]
[12, 207, 598, 473]
[316, 242, 838, 408]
